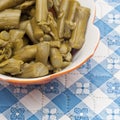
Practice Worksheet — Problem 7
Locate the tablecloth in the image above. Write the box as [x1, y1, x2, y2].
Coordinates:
[0, 0, 120, 120]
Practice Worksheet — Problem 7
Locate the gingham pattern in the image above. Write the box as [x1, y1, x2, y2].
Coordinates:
[0, 0, 120, 120]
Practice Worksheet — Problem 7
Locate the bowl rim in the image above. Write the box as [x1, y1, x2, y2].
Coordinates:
[0, 0, 100, 84]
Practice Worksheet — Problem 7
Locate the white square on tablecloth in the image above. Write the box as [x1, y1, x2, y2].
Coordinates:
[114, 25, 120, 34]
[93, 41, 113, 63]
[58, 70, 83, 88]
[20, 89, 50, 114]
[95, 0, 113, 19]
[0, 114, 7, 120]
[59, 115, 71, 120]
[83, 89, 113, 114]
[114, 70, 120, 80]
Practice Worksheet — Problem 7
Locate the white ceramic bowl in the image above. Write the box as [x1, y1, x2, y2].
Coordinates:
[0, 0, 100, 84]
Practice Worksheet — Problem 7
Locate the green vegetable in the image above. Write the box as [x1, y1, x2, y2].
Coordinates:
[13, 45, 37, 62]
[64, 0, 79, 38]
[9, 29, 25, 41]
[35, 0, 48, 24]
[25, 20, 38, 43]
[0, 58, 23, 75]
[36, 42, 50, 65]
[50, 48, 63, 68]
[30, 17, 44, 40]
[0, 0, 90, 78]
[15, 0, 35, 10]
[0, 9, 21, 29]
[19, 62, 48, 78]
[70, 7, 90, 49]
[0, 0, 25, 11]
[57, 0, 69, 38]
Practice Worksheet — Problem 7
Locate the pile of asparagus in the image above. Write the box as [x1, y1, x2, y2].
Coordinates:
[0, 0, 90, 78]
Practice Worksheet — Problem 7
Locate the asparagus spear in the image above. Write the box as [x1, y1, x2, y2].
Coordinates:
[48, 13, 59, 40]
[26, 21, 38, 43]
[70, 7, 90, 49]
[19, 20, 38, 43]
[0, 9, 21, 29]
[0, 58, 23, 75]
[43, 34, 52, 41]
[0, 0, 25, 11]
[21, 20, 38, 43]
[35, 0, 48, 24]
[49, 40, 61, 48]
[13, 45, 37, 62]
[30, 17, 44, 40]
[19, 62, 48, 78]
[48, 0, 53, 9]
[36, 42, 50, 65]
[15, 0, 35, 10]
[0, 39, 7, 47]
[9, 29, 25, 41]
[53, 0, 60, 15]
[50, 48, 63, 68]
[13, 39, 25, 52]
[0, 31, 10, 41]
[64, 0, 79, 38]
[57, 0, 69, 38]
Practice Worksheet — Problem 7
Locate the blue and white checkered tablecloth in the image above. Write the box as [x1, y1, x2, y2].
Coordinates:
[0, 0, 120, 120]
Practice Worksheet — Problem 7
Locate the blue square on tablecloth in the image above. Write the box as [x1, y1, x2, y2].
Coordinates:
[68, 76, 97, 101]
[0, 88, 18, 113]
[94, 20, 113, 39]
[115, 5, 120, 12]
[100, 53, 120, 75]
[101, 9, 120, 29]
[99, 102, 120, 119]
[85, 64, 112, 87]
[78, 59, 98, 75]
[115, 48, 120, 56]
[36, 102, 64, 120]
[67, 101, 97, 120]
[101, 30, 120, 51]
[40, 79, 65, 100]
[27, 115, 39, 120]
[52, 89, 81, 113]
[3, 102, 34, 120]
[92, 115, 103, 120]
[7, 84, 35, 99]
[114, 97, 120, 107]
[99, 77, 120, 100]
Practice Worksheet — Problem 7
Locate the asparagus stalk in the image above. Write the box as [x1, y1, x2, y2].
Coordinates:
[0, 31, 10, 41]
[30, 17, 44, 40]
[0, 0, 25, 11]
[13, 45, 37, 62]
[15, 0, 35, 10]
[0, 58, 23, 75]
[0, 9, 21, 29]
[57, 0, 69, 38]
[64, 0, 79, 38]
[48, 13, 59, 40]
[70, 7, 90, 49]
[35, 0, 48, 24]
[47, 0, 53, 9]
[36, 42, 50, 65]
[25, 20, 38, 43]
[50, 48, 63, 68]
[53, 0, 60, 15]
[9, 29, 25, 41]
[19, 62, 49, 78]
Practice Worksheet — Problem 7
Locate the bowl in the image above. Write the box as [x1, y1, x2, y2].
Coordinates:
[0, 0, 100, 84]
